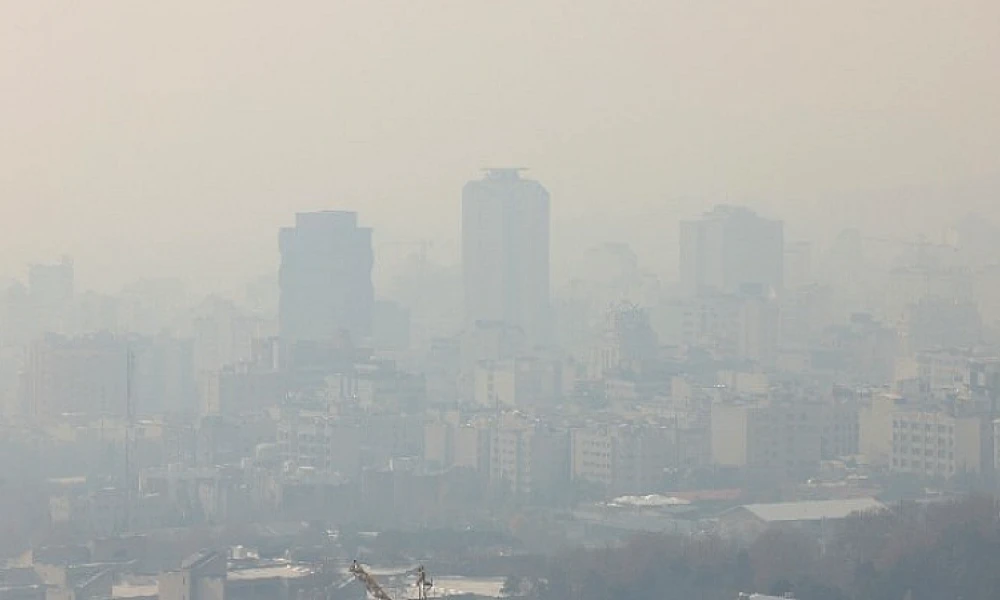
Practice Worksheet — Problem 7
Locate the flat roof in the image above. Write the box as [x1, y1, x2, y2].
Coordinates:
[735, 497, 884, 523]
[227, 564, 314, 582]
[112, 583, 158, 599]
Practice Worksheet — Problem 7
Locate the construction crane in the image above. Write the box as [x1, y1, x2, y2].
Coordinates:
[414, 566, 433, 600]
[349, 562, 393, 600]
[349, 561, 433, 600]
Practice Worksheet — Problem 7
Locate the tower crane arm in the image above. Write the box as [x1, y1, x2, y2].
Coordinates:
[349, 562, 395, 600]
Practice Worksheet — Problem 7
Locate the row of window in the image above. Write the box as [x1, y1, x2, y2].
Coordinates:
[892, 459, 956, 473]
[892, 421, 953, 433]
[893, 446, 954, 459]
[893, 435, 954, 446]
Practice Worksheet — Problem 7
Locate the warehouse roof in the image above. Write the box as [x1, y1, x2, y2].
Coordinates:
[732, 497, 884, 523]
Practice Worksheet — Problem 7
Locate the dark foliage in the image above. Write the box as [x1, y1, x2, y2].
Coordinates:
[514, 495, 1000, 600]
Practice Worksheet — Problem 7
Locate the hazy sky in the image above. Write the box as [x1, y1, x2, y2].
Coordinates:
[3, 1, 1000, 292]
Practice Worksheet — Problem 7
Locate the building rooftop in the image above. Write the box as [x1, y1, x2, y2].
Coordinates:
[735, 497, 884, 523]
[482, 168, 526, 180]
[227, 564, 315, 582]
[112, 583, 158, 599]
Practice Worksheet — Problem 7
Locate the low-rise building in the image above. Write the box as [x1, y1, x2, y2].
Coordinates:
[719, 497, 884, 540]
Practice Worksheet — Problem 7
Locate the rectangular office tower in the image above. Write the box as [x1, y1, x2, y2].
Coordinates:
[279, 211, 374, 346]
[462, 168, 551, 344]
[680, 205, 784, 297]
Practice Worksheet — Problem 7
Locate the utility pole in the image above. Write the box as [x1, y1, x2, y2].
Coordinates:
[123, 346, 136, 532]
[988, 370, 998, 492]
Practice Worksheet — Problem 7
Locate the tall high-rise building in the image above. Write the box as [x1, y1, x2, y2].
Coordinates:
[279, 211, 374, 347]
[462, 169, 550, 344]
[28, 255, 74, 334]
[29, 256, 74, 307]
[679, 205, 784, 297]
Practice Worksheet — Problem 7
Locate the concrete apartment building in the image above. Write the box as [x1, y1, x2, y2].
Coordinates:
[22, 333, 129, 418]
[570, 424, 674, 495]
[474, 357, 563, 409]
[489, 419, 569, 498]
[588, 305, 659, 380]
[891, 409, 988, 478]
[820, 400, 861, 459]
[860, 393, 905, 467]
[462, 169, 551, 346]
[275, 413, 362, 477]
[326, 360, 426, 413]
[679, 205, 784, 297]
[423, 418, 493, 476]
[658, 292, 779, 365]
[458, 320, 527, 401]
[710, 401, 823, 476]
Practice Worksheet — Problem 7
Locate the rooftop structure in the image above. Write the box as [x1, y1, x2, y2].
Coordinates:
[727, 497, 884, 524]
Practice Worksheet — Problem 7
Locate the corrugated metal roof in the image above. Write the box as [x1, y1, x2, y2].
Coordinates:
[738, 497, 884, 522]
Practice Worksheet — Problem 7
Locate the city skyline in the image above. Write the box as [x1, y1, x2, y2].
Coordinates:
[5, 1, 1000, 292]
[3, 3, 1000, 597]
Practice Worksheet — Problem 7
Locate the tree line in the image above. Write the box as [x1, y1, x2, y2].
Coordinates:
[505, 495, 1000, 600]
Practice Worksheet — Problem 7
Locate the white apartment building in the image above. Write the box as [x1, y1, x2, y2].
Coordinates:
[891, 410, 986, 478]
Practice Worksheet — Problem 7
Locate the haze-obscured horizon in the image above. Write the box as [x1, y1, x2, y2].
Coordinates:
[3, 0, 1000, 293]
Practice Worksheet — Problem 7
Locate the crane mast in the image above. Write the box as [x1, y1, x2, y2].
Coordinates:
[349, 562, 433, 600]
[414, 566, 433, 600]
[350, 562, 394, 600]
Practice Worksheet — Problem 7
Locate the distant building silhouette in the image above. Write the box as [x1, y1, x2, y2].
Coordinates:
[22, 332, 128, 418]
[279, 211, 374, 348]
[21, 332, 195, 418]
[462, 169, 550, 344]
[29, 255, 74, 334]
[679, 205, 784, 297]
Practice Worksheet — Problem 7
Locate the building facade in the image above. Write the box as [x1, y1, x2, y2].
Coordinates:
[570, 424, 674, 495]
[22, 333, 129, 418]
[462, 169, 551, 345]
[890, 410, 987, 478]
[279, 211, 374, 348]
[679, 205, 784, 297]
[710, 401, 823, 476]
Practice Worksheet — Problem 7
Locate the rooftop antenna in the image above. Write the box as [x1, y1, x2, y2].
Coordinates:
[481, 167, 528, 180]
